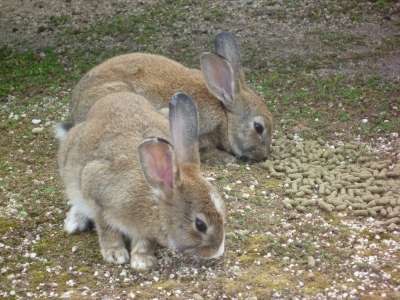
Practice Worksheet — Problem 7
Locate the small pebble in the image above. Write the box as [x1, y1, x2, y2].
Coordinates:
[32, 127, 44, 133]
[193, 294, 204, 300]
[307, 256, 316, 268]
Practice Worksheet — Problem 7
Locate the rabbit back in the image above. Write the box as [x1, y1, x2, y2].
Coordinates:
[71, 53, 222, 134]
[60, 92, 171, 240]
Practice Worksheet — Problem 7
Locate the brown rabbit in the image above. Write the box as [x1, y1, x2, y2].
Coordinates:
[70, 32, 273, 163]
[57, 92, 225, 271]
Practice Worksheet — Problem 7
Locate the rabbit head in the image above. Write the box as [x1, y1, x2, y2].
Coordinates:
[139, 92, 225, 259]
[200, 32, 273, 162]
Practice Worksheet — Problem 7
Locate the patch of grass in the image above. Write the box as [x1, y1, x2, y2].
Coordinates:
[52, 0, 201, 85]
[0, 160, 12, 172]
[380, 35, 400, 51]
[374, 116, 400, 133]
[33, 234, 64, 256]
[373, 0, 396, 10]
[302, 1, 372, 22]
[252, 71, 399, 138]
[0, 47, 66, 98]
[28, 263, 49, 288]
[62, 0, 192, 51]
[338, 111, 350, 122]
[313, 30, 366, 50]
[87, 14, 159, 41]
[339, 85, 364, 104]
[202, 5, 226, 22]
[48, 15, 72, 27]
[0, 217, 19, 235]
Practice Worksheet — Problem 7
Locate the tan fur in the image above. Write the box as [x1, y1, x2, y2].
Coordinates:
[71, 54, 223, 139]
[70, 37, 273, 162]
[59, 92, 225, 270]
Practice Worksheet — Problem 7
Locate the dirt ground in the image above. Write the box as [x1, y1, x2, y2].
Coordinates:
[0, 0, 400, 299]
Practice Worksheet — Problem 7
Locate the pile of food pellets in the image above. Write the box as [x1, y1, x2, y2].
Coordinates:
[262, 136, 400, 230]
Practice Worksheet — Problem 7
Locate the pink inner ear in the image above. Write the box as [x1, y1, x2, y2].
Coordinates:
[146, 144, 173, 189]
[212, 61, 233, 96]
[155, 152, 173, 189]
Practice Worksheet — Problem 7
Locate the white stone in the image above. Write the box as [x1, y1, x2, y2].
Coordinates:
[32, 127, 44, 134]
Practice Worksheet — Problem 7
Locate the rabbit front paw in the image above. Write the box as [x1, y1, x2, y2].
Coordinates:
[130, 254, 157, 271]
[101, 247, 130, 265]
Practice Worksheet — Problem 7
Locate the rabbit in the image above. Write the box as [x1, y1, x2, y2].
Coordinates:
[69, 32, 273, 163]
[56, 91, 225, 271]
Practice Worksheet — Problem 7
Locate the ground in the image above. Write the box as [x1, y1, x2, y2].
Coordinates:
[0, 0, 399, 299]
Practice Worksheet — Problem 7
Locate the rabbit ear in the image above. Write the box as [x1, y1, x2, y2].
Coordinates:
[200, 53, 236, 111]
[214, 31, 241, 81]
[139, 137, 176, 198]
[169, 92, 200, 167]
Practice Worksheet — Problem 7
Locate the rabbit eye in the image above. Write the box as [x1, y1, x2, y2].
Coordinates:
[195, 217, 207, 233]
[254, 122, 264, 135]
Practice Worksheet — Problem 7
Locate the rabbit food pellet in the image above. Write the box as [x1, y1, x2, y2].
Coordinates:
[262, 137, 400, 230]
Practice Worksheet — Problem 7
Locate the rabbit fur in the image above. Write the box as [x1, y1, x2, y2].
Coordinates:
[69, 32, 273, 163]
[57, 92, 225, 271]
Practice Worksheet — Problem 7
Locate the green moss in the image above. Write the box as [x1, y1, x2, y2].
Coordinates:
[155, 279, 181, 290]
[76, 265, 92, 274]
[27, 261, 98, 292]
[223, 256, 335, 297]
[249, 267, 291, 289]
[33, 235, 64, 256]
[219, 263, 292, 296]
[238, 254, 258, 265]
[29, 269, 47, 288]
[263, 179, 281, 189]
[54, 272, 73, 290]
[302, 271, 330, 294]
[0, 217, 19, 235]
[244, 234, 271, 251]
